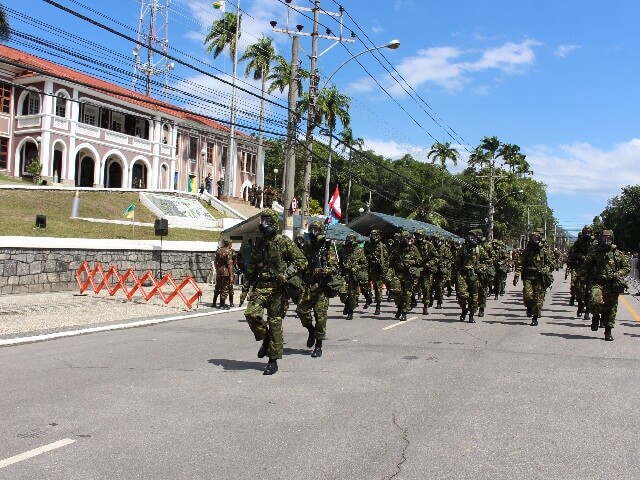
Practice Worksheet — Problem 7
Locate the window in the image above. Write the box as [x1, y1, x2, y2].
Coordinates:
[175, 134, 180, 156]
[83, 105, 98, 126]
[241, 152, 256, 174]
[162, 124, 170, 144]
[21, 91, 40, 115]
[55, 94, 67, 117]
[221, 145, 228, 169]
[111, 112, 125, 133]
[206, 142, 213, 164]
[189, 136, 199, 162]
[0, 137, 8, 169]
[0, 82, 10, 114]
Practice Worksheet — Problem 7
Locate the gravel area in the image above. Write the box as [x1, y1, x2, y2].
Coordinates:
[0, 282, 230, 338]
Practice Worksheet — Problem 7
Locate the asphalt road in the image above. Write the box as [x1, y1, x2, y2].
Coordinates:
[1, 271, 640, 480]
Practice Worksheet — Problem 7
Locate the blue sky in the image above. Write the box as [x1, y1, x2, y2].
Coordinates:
[6, 0, 640, 233]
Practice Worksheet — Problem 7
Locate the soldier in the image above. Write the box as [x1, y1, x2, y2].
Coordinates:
[391, 231, 421, 321]
[520, 229, 555, 326]
[492, 240, 511, 298]
[212, 239, 234, 309]
[512, 248, 522, 286]
[241, 209, 307, 375]
[294, 232, 306, 250]
[363, 229, 389, 315]
[255, 186, 263, 208]
[413, 229, 437, 315]
[583, 230, 630, 341]
[339, 232, 368, 320]
[454, 229, 484, 323]
[567, 226, 596, 316]
[431, 235, 453, 309]
[477, 234, 495, 317]
[296, 221, 339, 358]
[249, 183, 256, 206]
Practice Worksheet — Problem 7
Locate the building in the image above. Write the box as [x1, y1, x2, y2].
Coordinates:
[0, 45, 263, 198]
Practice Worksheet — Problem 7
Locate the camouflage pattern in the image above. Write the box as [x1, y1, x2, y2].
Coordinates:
[363, 230, 390, 303]
[414, 230, 438, 309]
[520, 231, 555, 318]
[213, 242, 234, 301]
[492, 240, 511, 296]
[339, 234, 369, 310]
[512, 248, 522, 286]
[244, 210, 308, 360]
[477, 238, 495, 309]
[583, 233, 631, 329]
[454, 238, 483, 315]
[431, 238, 453, 307]
[296, 221, 339, 341]
[391, 231, 421, 314]
[567, 227, 596, 310]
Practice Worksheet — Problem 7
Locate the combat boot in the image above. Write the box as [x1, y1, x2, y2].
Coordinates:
[422, 305, 429, 316]
[576, 303, 584, 316]
[428, 294, 434, 308]
[401, 312, 407, 321]
[569, 295, 575, 306]
[436, 300, 443, 309]
[459, 306, 467, 322]
[211, 292, 219, 308]
[526, 305, 532, 317]
[263, 359, 278, 375]
[306, 325, 315, 348]
[257, 330, 270, 358]
[343, 305, 349, 315]
[229, 293, 235, 308]
[311, 339, 323, 358]
[590, 314, 600, 332]
[346, 308, 354, 320]
[374, 302, 381, 315]
[604, 328, 613, 341]
[363, 292, 373, 309]
[219, 299, 227, 309]
[599, 316, 605, 328]
[410, 296, 417, 309]
[494, 292, 499, 300]
[447, 285, 453, 297]
[468, 313, 475, 323]
[478, 307, 485, 317]
[530, 314, 539, 326]
[395, 307, 401, 319]
[584, 310, 590, 321]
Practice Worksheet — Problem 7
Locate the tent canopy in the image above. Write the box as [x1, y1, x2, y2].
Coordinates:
[346, 211, 462, 241]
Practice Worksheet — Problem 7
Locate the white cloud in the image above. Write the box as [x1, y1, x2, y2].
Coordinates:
[362, 137, 427, 159]
[554, 44, 580, 58]
[350, 39, 540, 95]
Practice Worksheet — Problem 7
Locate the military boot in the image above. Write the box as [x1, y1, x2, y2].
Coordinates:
[229, 293, 235, 308]
[604, 328, 613, 341]
[459, 306, 467, 322]
[590, 314, 600, 332]
[468, 312, 475, 323]
[343, 305, 349, 315]
[410, 296, 417, 309]
[576, 303, 584, 317]
[263, 359, 278, 375]
[428, 294, 434, 308]
[306, 325, 315, 348]
[346, 308, 354, 320]
[436, 300, 443, 309]
[584, 310, 590, 321]
[401, 312, 407, 321]
[219, 299, 226, 309]
[494, 292, 499, 300]
[257, 330, 270, 358]
[526, 305, 532, 317]
[530, 314, 539, 326]
[422, 304, 429, 316]
[447, 285, 453, 297]
[211, 292, 219, 308]
[599, 316, 605, 328]
[363, 292, 373, 309]
[569, 295, 575, 306]
[311, 339, 323, 358]
[478, 307, 485, 317]
[374, 302, 381, 315]
[395, 307, 402, 319]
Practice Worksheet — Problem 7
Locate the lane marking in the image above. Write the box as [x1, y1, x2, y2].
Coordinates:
[620, 296, 640, 323]
[0, 307, 245, 347]
[382, 316, 418, 330]
[0, 438, 75, 469]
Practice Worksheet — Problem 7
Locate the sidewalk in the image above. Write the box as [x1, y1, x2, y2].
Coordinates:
[0, 281, 243, 340]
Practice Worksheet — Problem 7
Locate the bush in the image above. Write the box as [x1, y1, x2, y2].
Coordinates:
[26, 156, 42, 185]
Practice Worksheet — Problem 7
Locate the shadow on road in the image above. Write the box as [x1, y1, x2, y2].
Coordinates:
[208, 358, 265, 371]
[283, 347, 311, 356]
[540, 332, 597, 340]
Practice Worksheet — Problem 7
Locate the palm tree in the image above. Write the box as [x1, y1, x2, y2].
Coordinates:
[204, 11, 241, 60]
[267, 55, 310, 95]
[239, 37, 277, 191]
[428, 141, 459, 169]
[0, 5, 9, 42]
[315, 86, 351, 216]
[338, 127, 364, 222]
[468, 146, 490, 170]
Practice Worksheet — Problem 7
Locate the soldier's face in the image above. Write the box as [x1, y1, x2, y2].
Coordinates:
[600, 236, 613, 247]
[259, 216, 276, 238]
[466, 235, 478, 246]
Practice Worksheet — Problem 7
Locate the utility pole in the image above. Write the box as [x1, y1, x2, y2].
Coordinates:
[282, 35, 300, 238]
[271, 1, 355, 233]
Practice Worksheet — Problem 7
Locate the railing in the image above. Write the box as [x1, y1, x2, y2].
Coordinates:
[17, 114, 41, 129]
[77, 123, 101, 138]
[52, 117, 69, 131]
[105, 130, 129, 145]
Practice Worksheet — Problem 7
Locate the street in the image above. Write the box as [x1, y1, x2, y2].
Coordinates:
[1, 271, 640, 480]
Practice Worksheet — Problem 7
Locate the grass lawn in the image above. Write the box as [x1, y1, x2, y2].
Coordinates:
[0, 188, 221, 242]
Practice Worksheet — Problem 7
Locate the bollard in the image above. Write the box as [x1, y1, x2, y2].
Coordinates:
[71, 190, 80, 218]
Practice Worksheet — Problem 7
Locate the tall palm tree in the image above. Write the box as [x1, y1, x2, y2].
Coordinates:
[204, 11, 241, 60]
[339, 127, 364, 222]
[428, 141, 459, 169]
[239, 36, 277, 191]
[267, 55, 310, 95]
[0, 5, 9, 42]
[467, 145, 490, 170]
[499, 143, 521, 172]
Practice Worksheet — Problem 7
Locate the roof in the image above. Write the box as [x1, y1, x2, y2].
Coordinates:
[0, 44, 248, 137]
[346, 211, 462, 241]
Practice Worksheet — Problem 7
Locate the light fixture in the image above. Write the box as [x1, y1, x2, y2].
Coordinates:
[133, 46, 140, 56]
[386, 39, 401, 50]
[269, 20, 277, 28]
[296, 24, 304, 32]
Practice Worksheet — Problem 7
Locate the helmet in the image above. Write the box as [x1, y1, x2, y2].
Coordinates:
[345, 232, 357, 248]
[582, 225, 593, 239]
[414, 229, 426, 244]
[294, 232, 305, 248]
[599, 229, 614, 247]
[309, 220, 325, 243]
[369, 229, 381, 242]
[465, 230, 479, 247]
[259, 209, 279, 238]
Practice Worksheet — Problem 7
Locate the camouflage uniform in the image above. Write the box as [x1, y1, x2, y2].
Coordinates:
[520, 230, 555, 326]
[414, 229, 438, 315]
[477, 237, 495, 317]
[567, 227, 596, 316]
[492, 240, 511, 298]
[339, 233, 368, 319]
[391, 231, 421, 320]
[243, 210, 307, 375]
[454, 230, 485, 323]
[583, 230, 630, 340]
[212, 240, 234, 309]
[512, 249, 522, 286]
[431, 237, 452, 309]
[363, 229, 390, 315]
[296, 221, 339, 357]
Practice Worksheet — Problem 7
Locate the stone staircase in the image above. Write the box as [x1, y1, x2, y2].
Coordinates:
[222, 197, 264, 219]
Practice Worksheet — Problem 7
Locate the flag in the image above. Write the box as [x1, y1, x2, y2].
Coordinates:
[326, 185, 341, 225]
[212, 1, 225, 9]
[123, 204, 135, 219]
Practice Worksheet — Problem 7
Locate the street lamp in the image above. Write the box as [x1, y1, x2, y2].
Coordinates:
[319, 39, 401, 217]
[488, 189, 523, 241]
[273, 168, 279, 187]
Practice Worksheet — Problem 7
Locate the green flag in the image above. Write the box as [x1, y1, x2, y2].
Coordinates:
[124, 204, 135, 219]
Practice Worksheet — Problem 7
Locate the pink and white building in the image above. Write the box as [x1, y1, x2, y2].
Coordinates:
[0, 45, 263, 197]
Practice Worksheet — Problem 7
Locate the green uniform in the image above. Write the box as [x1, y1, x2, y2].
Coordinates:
[363, 230, 390, 309]
[567, 229, 596, 314]
[414, 230, 438, 314]
[492, 240, 511, 297]
[431, 239, 452, 308]
[213, 243, 233, 308]
[520, 234, 554, 322]
[339, 235, 368, 314]
[454, 240, 483, 321]
[391, 231, 421, 319]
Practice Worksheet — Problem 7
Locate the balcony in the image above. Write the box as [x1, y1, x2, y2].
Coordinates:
[16, 114, 41, 129]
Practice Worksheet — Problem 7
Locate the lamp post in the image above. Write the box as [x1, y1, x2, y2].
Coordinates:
[488, 189, 523, 241]
[200, 146, 207, 190]
[320, 40, 400, 217]
[273, 168, 279, 187]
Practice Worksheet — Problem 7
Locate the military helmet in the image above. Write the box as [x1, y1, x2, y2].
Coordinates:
[309, 220, 324, 230]
[601, 229, 614, 237]
[582, 225, 593, 235]
[260, 209, 280, 226]
[346, 232, 357, 241]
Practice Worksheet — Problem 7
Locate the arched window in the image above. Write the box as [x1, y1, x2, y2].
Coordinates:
[55, 93, 68, 118]
[21, 91, 40, 116]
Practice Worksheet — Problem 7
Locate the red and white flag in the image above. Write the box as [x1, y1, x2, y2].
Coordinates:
[327, 185, 342, 224]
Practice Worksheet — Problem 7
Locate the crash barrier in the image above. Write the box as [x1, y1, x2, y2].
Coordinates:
[75, 261, 203, 309]
[628, 257, 639, 292]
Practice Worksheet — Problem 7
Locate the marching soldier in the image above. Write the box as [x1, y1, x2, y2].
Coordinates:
[296, 221, 339, 358]
[414, 229, 438, 315]
[567, 226, 596, 316]
[363, 229, 390, 315]
[454, 229, 485, 323]
[339, 233, 368, 320]
[212, 239, 234, 309]
[520, 229, 555, 326]
[492, 240, 511, 298]
[431, 235, 453, 309]
[242, 209, 307, 375]
[583, 230, 630, 341]
[477, 235, 495, 317]
[392, 231, 421, 321]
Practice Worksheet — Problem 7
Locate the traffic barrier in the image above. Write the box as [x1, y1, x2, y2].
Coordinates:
[75, 261, 203, 309]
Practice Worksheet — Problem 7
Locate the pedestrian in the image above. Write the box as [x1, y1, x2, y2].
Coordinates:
[205, 173, 213, 194]
[241, 210, 307, 375]
[583, 230, 631, 340]
[212, 239, 234, 309]
[520, 229, 554, 326]
[363, 229, 390, 315]
[216, 178, 224, 199]
[454, 229, 485, 323]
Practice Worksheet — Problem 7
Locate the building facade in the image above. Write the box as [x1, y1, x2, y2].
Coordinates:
[0, 45, 263, 198]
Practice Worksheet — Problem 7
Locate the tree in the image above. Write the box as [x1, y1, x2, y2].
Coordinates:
[0, 5, 9, 43]
[26, 156, 42, 185]
[428, 141, 459, 169]
[267, 55, 309, 95]
[204, 11, 241, 60]
[601, 185, 640, 251]
[467, 146, 490, 170]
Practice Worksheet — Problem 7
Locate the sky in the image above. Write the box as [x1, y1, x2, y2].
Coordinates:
[5, 0, 640, 234]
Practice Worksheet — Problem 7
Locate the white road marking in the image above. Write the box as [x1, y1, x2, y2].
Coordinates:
[382, 316, 418, 330]
[0, 438, 75, 469]
[0, 307, 245, 347]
